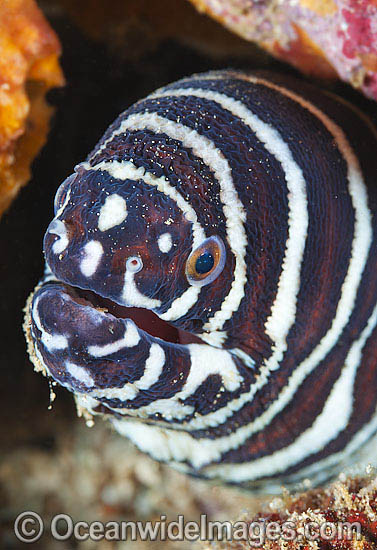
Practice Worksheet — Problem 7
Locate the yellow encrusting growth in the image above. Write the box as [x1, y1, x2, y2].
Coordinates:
[0, 0, 64, 216]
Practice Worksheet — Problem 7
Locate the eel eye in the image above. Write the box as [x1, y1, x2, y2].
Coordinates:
[126, 256, 143, 273]
[185, 236, 226, 287]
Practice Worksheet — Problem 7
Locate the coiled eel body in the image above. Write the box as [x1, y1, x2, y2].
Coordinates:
[24, 70, 377, 491]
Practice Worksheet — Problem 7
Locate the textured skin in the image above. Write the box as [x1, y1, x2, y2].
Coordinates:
[24, 70, 377, 491]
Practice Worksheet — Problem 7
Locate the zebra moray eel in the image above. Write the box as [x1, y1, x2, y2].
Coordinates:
[24, 70, 377, 491]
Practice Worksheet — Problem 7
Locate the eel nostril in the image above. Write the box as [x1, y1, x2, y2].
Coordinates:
[126, 256, 143, 273]
[47, 219, 69, 255]
[47, 219, 64, 233]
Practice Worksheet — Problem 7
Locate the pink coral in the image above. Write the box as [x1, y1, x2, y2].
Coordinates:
[189, 0, 377, 100]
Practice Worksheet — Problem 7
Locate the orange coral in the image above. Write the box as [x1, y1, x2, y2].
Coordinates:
[0, 0, 64, 217]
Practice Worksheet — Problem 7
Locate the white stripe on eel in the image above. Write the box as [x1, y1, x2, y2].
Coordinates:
[286, 403, 377, 487]
[32, 295, 68, 352]
[157, 232, 173, 253]
[106, 344, 242, 421]
[122, 267, 162, 309]
[41, 333, 68, 352]
[98, 193, 128, 231]
[151, 87, 308, 366]
[48, 219, 69, 255]
[80, 240, 104, 278]
[55, 185, 71, 218]
[66, 361, 95, 388]
[92, 111, 248, 338]
[90, 343, 165, 401]
[81, 159, 205, 317]
[87, 320, 140, 357]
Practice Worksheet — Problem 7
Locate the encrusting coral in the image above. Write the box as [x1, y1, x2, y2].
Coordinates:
[0, 0, 64, 217]
[189, 0, 377, 101]
[203, 473, 377, 549]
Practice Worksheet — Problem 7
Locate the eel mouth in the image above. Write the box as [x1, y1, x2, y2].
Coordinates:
[26, 277, 202, 399]
[71, 286, 202, 346]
